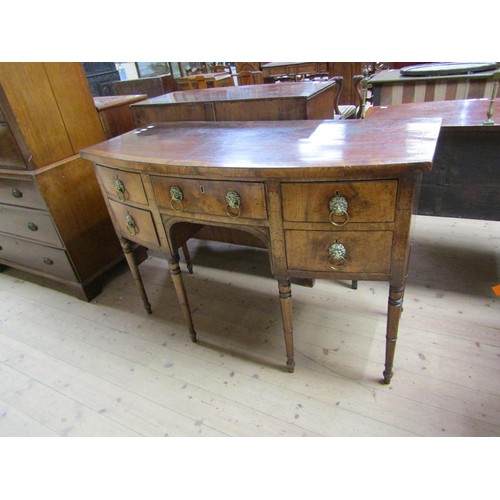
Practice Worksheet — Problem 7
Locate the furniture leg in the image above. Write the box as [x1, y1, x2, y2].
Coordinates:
[351, 280, 358, 290]
[181, 243, 193, 274]
[168, 256, 197, 342]
[383, 284, 405, 384]
[120, 237, 152, 314]
[278, 279, 295, 373]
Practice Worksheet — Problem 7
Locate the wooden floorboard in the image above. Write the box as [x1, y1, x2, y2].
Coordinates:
[0, 215, 499, 436]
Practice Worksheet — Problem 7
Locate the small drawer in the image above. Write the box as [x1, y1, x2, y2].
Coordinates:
[0, 176, 46, 209]
[0, 233, 77, 281]
[282, 180, 397, 224]
[0, 204, 62, 246]
[285, 229, 393, 274]
[108, 199, 159, 246]
[151, 176, 267, 220]
[95, 165, 148, 205]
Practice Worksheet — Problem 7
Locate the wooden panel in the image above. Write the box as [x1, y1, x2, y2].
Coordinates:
[0, 63, 74, 168]
[43, 63, 105, 152]
[0, 232, 77, 281]
[0, 204, 61, 246]
[285, 229, 393, 274]
[95, 165, 148, 205]
[0, 176, 46, 209]
[282, 181, 398, 223]
[0, 122, 26, 169]
[151, 176, 268, 220]
[107, 199, 159, 247]
[213, 99, 307, 121]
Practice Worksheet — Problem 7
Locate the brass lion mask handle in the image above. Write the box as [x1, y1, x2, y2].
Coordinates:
[328, 241, 347, 270]
[170, 186, 184, 212]
[114, 176, 126, 201]
[125, 213, 138, 236]
[329, 192, 349, 226]
[225, 190, 241, 218]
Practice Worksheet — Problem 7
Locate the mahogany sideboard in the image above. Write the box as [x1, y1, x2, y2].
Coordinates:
[0, 62, 131, 300]
[131, 81, 339, 126]
[367, 98, 500, 220]
[81, 118, 440, 383]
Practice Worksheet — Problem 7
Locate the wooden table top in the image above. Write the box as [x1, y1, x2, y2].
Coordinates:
[81, 118, 440, 176]
[367, 98, 500, 128]
[370, 67, 498, 83]
[132, 81, 336, 107]
[93, 94, 148, 111]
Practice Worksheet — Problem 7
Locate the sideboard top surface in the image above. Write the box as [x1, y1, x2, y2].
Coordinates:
[132, 81, 336, 107]
[81, 118, 441, 177]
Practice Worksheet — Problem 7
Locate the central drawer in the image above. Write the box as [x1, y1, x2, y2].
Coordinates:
[151, 176, 267, 220]
[282, 180, 397, 224]
[0, 204, 62, 246]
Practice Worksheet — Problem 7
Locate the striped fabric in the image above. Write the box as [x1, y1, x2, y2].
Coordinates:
[378, 78, 496, 105]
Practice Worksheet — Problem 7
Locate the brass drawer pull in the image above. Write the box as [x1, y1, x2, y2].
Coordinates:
[329, 192, 349, 226]
[226, 190, 241, 218]
[170, 186, 184, 212]
[328, 241, 347, 270]
[27, 222, 38, 231]
[43, 257, 54, 266]
[11, 188, 23, 199]
[125, 213, 139, 235]
[114, 177, 126, 201]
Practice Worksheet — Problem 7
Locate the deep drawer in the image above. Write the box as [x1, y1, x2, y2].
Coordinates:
[108, 199, 159, 247]
[151, 176, 267, 221]
[0, 204, 62, 246]
[95, 165, 148, 205]
[0, 176, 46, 209]
[0, 233, 77, 281]
[285, 229, 393, 274]
[282, 180, 397, 224]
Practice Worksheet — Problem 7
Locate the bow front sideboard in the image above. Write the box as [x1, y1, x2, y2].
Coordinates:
[81, 118, 440, 383]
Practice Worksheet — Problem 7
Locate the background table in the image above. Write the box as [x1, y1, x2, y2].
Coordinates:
[367, 98, 500, 220]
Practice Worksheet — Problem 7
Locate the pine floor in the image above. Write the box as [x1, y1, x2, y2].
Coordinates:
[0, 215, 499, 437]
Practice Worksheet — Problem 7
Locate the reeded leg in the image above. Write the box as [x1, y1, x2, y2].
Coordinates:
[120, 237, 152, 314]
[278, 279, 295, 373]
[168, 256, 197, 342]
[181, 243, 193, 274]
[383, 284, 405, 384]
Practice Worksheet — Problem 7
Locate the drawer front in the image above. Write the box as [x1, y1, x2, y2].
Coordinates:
[282, 181, 397, 224]
[0, 122, 27, 169]
[0, 205, 62, 246]
[0, 233, 77, 281]
[95, 165, 148, 205]
[285, 230, 393, 274]
[108, 199, 159, 246]
[151, 176, 267, 220]
[0, 176, 46, 209]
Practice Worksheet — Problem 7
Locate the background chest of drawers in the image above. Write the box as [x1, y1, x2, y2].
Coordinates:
[0, 63, 125, 300]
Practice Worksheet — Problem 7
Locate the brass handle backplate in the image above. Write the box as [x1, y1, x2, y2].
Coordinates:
[328, 241, 347, 270]
[225, 190, 241, 218]
[170, 186, 184, 212]
[125, 213, 138, 235]
[328, 193, 349, 226]
[114, 177, 126, 201]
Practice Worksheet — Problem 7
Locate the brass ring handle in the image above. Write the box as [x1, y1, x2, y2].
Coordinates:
[125, 213, 138, 236]
[170, 186, 184, 212]
[226, 190, 241, 218]
[328, 193, 349, 226]
[114, 177, 126, 201]
[328, 242, 347, 270]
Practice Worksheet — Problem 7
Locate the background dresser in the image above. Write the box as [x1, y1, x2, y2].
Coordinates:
[0, 62, 125, 300]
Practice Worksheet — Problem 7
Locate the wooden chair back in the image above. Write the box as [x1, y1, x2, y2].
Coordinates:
[236, 70, 264, 86]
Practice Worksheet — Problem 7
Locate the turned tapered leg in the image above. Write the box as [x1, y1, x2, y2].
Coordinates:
[120, 237, 152, 314]
[168, 256, 197, 342]
[278, 279, 295, 373]
[383, 284, 405, 384]
[181, 243, 193, 274]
